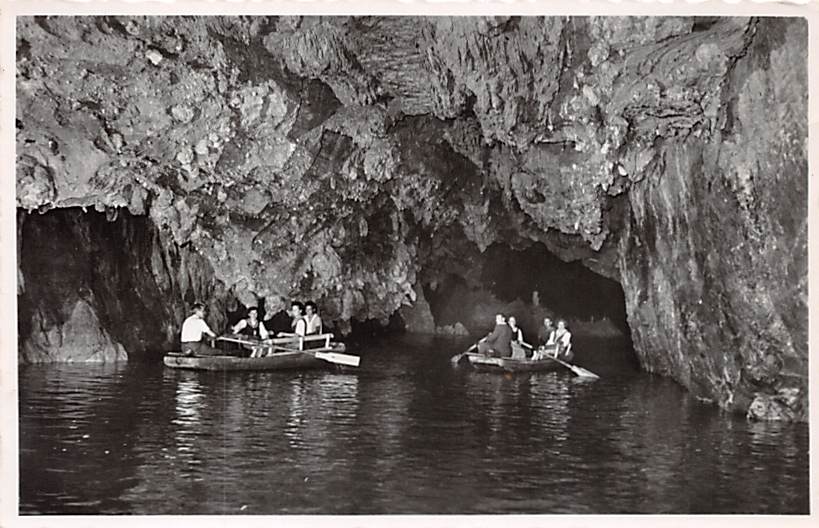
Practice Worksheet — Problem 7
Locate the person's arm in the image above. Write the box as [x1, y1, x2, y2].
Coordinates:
[259, 322, 269, 340]
[561, 331, 572, 351]
[518, 330, 531, 348]
[316, 316, 323, 335]
[485, 326, 500, 346]
[232, 319, 246, 334]
[202, 320, 217, 339]
[295, 319, 307, 337]
[547, 331, 557, 355]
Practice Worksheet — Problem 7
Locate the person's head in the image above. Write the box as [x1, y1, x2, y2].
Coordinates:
[291, 302, 304, 317]
[543, 317, 553, 328]
[247, 307, 259, 321]
[305, 301, 317, 316]
[192, 302, 206, 317]
[509, 316, 518, 328]
[557, 319, 567, 330]
[495, 313, 505, 325]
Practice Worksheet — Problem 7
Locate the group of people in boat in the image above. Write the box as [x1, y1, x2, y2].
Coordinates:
[477, 314, 574, 363]
[179, 301, 324, 357]
[180, 301, 572, 362]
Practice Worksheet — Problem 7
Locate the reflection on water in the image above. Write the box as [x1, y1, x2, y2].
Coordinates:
[284, 377, 306, 448]
[18, 335, 809, 514]
[172, 374, 204, 472]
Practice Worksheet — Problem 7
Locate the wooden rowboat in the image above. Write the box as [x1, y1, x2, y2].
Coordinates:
[451, 343, 599, 378]
[164, 333, 359, 371]
[454, 352, 563, 373]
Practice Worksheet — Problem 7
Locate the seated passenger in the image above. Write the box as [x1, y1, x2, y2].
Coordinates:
[304, 301, 323, 335]
[508, 316, 524, 344]
[508, 316, 528, 359]
[277, 302, 307, 338]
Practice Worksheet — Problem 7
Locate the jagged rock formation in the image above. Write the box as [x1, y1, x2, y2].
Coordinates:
[16, 16, 807, 420]
[17, 209, 232, 362]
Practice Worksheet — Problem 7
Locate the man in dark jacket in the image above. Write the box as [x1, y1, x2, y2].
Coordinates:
[477, 314, 513, 358]
[538, 317, 556, 346]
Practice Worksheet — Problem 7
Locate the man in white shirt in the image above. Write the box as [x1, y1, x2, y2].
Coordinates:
[303, 301, 323, 335]
[181, 302, 220, 356]
[277, 302, 307, 338]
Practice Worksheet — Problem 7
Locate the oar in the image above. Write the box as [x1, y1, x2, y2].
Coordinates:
[265, 341, 360, 366]
[550, 355, 599, 379]
[524, 342, 599, 378]
[314, 351, 360, 367]
[210, 335, 244, 356]
[450, 343, 478, 365]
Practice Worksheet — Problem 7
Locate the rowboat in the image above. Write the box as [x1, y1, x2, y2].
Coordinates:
[451, 343, 599, 378]
[164, 333, 360, 371]
[453, 352, 563, 373]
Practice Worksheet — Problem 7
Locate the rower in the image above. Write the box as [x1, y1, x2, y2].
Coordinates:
[180, 302, 220, 357]
[232, 307, 269, 339]
[552, 319, 574, 363]
[477, 314, 513, 358]
[533, 317, 557, 360]
[231, 306, 270, 357]
[538, 317, 556, 346]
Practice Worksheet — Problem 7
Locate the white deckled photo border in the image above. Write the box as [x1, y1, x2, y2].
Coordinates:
[0, 1, 816, 527]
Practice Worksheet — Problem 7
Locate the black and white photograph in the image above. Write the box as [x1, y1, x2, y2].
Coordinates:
[2, 0, 814, 521]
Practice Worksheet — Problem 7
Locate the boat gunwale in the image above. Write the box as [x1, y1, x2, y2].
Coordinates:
[163, 343, 347, 371]
[461, 352, 563, 372]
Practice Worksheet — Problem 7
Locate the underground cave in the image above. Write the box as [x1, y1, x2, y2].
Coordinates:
[13, 12, 810, 517]
[15, 14, 807, 420]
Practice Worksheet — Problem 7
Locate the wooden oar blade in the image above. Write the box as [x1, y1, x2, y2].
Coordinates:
[314, 352, 361, 367]
[572, 366, 600, 379]
[550, 356, 600, 379]
[451, 344, 479, 367]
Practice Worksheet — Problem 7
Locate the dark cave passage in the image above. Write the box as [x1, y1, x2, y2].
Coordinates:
[17, 208, 231, 362]
[480, 242, 627, 327]
[423, 242, 631, 346]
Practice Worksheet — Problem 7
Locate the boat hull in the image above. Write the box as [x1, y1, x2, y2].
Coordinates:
[164, 344, 347, 372]
[457, 352, 563, 373]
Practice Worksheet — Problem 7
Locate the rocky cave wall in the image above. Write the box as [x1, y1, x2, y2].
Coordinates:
[16, 16, 807, 420]
[18, 208, 233, 362]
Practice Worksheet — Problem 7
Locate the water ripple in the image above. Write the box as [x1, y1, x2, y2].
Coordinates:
[18, 336, 809, 514]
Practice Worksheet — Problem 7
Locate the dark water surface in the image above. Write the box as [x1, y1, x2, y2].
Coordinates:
[19, 335, 809, 514]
